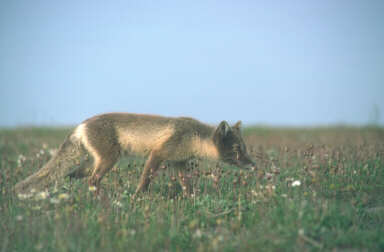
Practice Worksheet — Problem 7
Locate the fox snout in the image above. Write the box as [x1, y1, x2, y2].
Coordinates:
[236, 157, 257, 170]
[225, 153, 256, 170]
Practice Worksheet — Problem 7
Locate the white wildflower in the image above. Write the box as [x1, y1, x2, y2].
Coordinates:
[88, 186, 97, 192]
[16, 215, 23, 221]
[271, 163, 280, 174]
[35, 191, 49, 200]
[285, 177, 294, 182]
[35, 149, 45, 158]
[17, 154, 26, 166]
[31, 205, 41, 210]
[49, 149, 58, 156]
[52, 183, 58, 193]
[18, 193, 33, 200]
[113, 200, 123, 208]
[193, 229, 203, 238]
[58, 193, 70, 200]
[265, 172, 273, 180]
[50, 198, 60, 204]
[292, 180, 301, 187]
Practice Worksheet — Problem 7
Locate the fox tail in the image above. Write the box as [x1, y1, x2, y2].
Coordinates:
[14, 133, 86, 194]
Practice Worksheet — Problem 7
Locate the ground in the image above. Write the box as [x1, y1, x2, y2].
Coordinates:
[1, 126, 384, 251]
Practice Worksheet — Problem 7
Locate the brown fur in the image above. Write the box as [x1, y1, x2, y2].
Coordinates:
[14, 113, 255, 196]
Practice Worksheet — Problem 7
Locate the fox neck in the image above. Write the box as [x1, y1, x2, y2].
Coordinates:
[192, 133, 220, 160]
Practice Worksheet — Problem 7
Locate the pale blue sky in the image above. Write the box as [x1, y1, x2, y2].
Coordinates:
[1, 0, 383, 126]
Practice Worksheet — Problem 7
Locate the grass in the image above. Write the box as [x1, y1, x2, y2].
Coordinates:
[1, 126, 384, 251]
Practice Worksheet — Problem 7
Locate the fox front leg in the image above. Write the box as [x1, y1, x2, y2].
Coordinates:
[134, 150, 163, 198]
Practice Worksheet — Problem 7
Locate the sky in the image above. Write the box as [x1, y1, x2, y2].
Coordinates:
[0, 0, 383, 127]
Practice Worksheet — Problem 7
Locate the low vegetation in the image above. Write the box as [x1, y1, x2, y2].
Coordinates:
[1, 126, 383, 251]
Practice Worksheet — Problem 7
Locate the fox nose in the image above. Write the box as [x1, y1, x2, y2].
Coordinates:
[247, 160, 257, 171]
[240, 161, 256, 171]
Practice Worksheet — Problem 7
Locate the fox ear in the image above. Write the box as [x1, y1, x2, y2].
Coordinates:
[217, 121, 231, 136]
[233, 121, 242, 130]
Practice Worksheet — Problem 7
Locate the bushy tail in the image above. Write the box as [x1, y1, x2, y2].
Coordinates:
[14, 133, 86, 194]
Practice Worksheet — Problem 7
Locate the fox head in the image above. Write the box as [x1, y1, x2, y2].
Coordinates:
[213, 121, 255, 169]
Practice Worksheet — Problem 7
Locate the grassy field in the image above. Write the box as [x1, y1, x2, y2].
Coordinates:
[1, 126, 384, 251]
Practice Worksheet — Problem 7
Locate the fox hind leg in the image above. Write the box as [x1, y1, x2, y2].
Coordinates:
[88, 152, 120, 189]
[83, 120, 121, 190]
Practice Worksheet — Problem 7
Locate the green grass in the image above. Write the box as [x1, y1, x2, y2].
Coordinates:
[1, 127, 384, 251]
